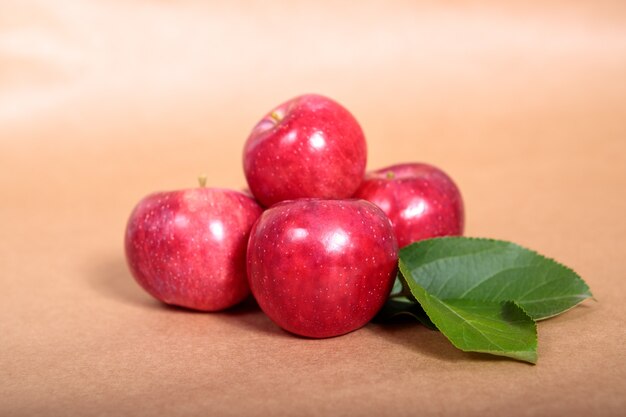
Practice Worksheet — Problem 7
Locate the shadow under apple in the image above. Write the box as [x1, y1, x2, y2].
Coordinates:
[88, 255, 287, 337]
[89, 256, 159, 309]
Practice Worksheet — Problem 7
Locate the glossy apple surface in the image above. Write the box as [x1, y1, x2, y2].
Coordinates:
[354, 163, 464, 248]
[125, 187, 263, 311]
[243, 94, 367, 207]
[247, 199, 398, 338]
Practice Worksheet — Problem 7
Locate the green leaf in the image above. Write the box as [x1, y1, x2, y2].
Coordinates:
[396, 237, 592, 363]
[400, 274, 537, 363]
[399, 237, 592, 320]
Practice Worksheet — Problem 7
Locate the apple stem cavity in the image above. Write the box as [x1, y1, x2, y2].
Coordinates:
[198, 175, 208, 188]
[386, 171, 395, 180]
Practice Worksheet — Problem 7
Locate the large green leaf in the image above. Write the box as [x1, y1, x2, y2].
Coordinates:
[399, 237, 592, 320]
[396, 237, 592, 363]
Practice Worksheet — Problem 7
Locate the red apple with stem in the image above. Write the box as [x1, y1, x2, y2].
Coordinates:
[246, 199, 398, 338]
[125, 178, 263, 311]
[353, 163, 464, 248]
[243, 94, 367, 207]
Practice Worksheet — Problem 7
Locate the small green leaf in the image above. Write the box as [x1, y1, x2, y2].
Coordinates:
[375, 297, 437, 330]
[399, 237, 592, 320]
[400, 274, 537, 363]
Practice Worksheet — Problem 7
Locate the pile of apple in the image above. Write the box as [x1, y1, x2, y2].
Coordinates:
[125, 94, 464, 338]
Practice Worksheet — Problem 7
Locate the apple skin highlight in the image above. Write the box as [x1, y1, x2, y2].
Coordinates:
[243, 94, 367, 207]
[246, 199, 398, 338]
[125, 188, 263, 311]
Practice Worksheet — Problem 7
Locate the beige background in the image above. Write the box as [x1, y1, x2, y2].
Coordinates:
[2, 1, 626, 416]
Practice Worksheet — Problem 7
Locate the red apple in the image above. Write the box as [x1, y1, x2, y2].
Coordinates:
[353, 163, 464, 248]
[243, 94, 367, 207]
[246, 199, 398, 338]
[125, 186, 263, 311]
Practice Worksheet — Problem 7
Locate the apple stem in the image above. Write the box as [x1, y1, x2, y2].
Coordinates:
[386, 171, 395, 180]
[198, 175, 208, 188]
[269, 111, 282, 123]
